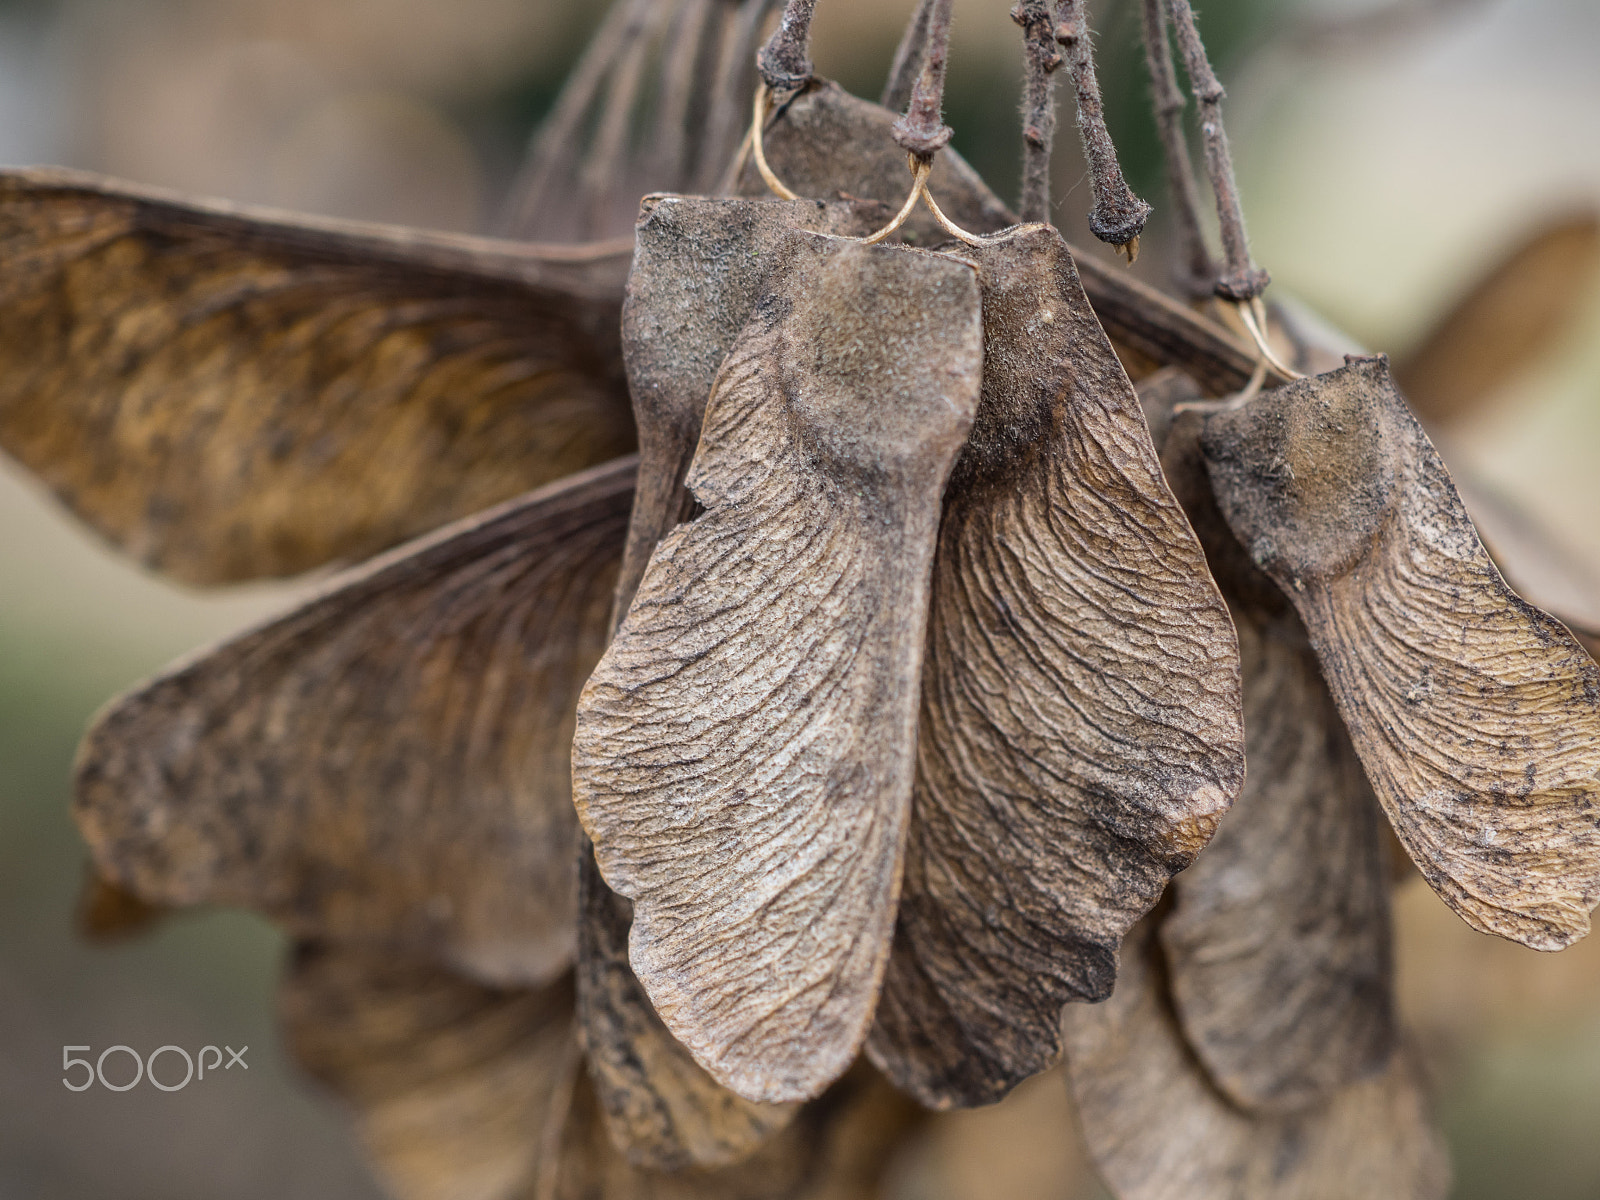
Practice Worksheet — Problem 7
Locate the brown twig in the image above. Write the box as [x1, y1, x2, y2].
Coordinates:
[893, 0, 956, 158]
[1013, 0, 1062, 225]
[757, 0, 818, 92]
[882, 0, 936, 114]
[1140, 0, 1216, 295]
[1056, 0, 1151, 255]
[1166, 0, 1269, 300]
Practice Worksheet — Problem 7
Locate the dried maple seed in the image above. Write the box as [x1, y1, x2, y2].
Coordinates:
[0, 169, 634, 584]
[1061, 924, 1452, 1200]
[576, 834, 799, 1170]
[574, 231, 984, 1104]
[75, 458, 635, 984]
[1156, 408, 1396, 1116]
[1201, 356, 1600, 950]
[864, 225, 1243, 1110]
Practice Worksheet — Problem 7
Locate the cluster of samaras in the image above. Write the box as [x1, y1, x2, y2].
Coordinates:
[4, 0, 1599, 1197]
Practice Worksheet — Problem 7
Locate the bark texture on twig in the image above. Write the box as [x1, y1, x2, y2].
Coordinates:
[1013, 0, 1062, 224]
[576, 233, 983, 1103]
[1140, 0, 1217, 295]
[1056, 0, 1151, 249]
[1201, 357, 1600, 950]
[881, 0, 936, 115]
[1166, 0, 1269, 300]
[75, 459, 634, 985]
[0, 169, 633, 584]
[865, 226, 1243, 1109]
[893, 0, 956, 157]
[757, 0, 818, 92]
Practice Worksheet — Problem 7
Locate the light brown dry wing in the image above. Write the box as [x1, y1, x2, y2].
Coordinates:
[574, 233, 984, 1103]
[0, 168, 634, 585]
[539, 1060, 922, 1200]
[575, 839, 798, 1170]
[1062, 925, 1451, 1200]
[280, 943, 579, 1200]
[75, 457, 635, 985]
[1396, 212, 1600, 425]
[735, 79, 1016, 243]
[616, 194, 882, 622]
[1156, 411, 1394, 1115]
[1201, 357, 1600, 950]
[864, 225, 1243, 1109]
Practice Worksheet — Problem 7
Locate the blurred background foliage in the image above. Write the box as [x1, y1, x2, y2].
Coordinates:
[1, 0, 1599, 1196]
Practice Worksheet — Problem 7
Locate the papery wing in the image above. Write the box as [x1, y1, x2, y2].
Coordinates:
[280, 944, 578, 1200]
[1062, 925, 1451, 1200]
[1202, 357, 1600, 950]
[866, 226, 1244, 1108]
[76, 458, 634, 984]
[575, 234, 983, 1102]
[0, 168, 632, 583]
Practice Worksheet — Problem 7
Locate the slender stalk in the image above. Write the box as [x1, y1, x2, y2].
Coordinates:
[1166, 0, 1269, 300]
[1140, 0, 1216, 295]
[757, 0, 818, 92]
[882, 0, 936, 114]
[1013, 0, 1062, 225]
[893, 0, 955, 158]
[1056, 0, 1150, 252]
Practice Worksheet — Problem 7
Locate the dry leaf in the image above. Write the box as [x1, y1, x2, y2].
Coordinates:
[1062, 924, 1451, 1200]
[0, 168, 633, 584]
[865, 225, 1243, 1109]
[575, 838, 798, 1170]
[280, 944, 578, 1200]
[1396, 212, 1600, 424]
[1155, 410, 1396, 1114]
[574, 232, 984, 1103]
[75, 458, 634, 984]
[1200, 356, 1600, 950]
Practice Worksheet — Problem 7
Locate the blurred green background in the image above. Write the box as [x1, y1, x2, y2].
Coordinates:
[2, 0, 1600, 1196]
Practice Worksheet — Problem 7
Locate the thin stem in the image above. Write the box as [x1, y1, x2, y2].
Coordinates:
[757, 0, 817, 92]
[882, 0, 936, 114]
[1013, 0, 1062, 225]
[751, 85, 799, 199]
[1140, 0, 1216, 295]
[1056, 0, 1151, 253]
[857, 160, 932, 245]
[893, 0, 956, 158]
[1166, 0, 1269, 300]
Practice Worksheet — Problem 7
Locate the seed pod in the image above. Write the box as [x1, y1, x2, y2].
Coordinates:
[864, 225, 1243, 1109]
[574, 232, 984, 1103]
[75, 458, 635, 984]
[1201, 356, 1600, 950]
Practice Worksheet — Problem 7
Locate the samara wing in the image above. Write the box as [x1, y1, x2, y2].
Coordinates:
[0, 168, 633, 583]
[576, 839, 798, 1170]
[1201, 357, 1600, 950]
[574, 233, 983, 1103]
[76, 458, 634, 984]
[865, 225, 1244, 1109]
[1157, 410, 1395, 1114]
[1062, 925, 1451, 1200]
[280, 944, 578, 1200]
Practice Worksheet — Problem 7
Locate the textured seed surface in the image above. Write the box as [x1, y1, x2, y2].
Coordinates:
[1202, 358, 1600, 950]
[76, 459, 634, 984]
[865, 226, 1243, 1109]
[0, 168, 633, 584]
[575, 232, 983, 1103]
[1062, 925, 1451, 1200]
[1158, 409, 1396, 1115]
